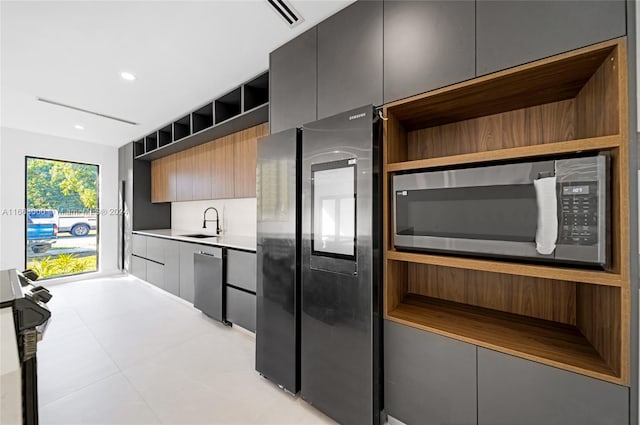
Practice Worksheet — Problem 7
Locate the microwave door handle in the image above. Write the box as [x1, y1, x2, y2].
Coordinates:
[534, 176, 558, 255]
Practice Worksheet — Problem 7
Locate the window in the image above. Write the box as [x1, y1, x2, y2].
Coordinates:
[25, 157, 99, 279]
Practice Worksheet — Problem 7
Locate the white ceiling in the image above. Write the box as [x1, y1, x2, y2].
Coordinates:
[0, 0, 354, 148]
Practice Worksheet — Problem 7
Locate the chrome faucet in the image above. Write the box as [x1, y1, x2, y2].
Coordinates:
[203, 207, 221, 235]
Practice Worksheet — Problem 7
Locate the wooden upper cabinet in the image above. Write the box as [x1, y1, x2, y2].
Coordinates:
[211, 134, 235, 199]
[151, 123, 267, 202]
[233, 123, 267, 198]
[175, 149, 194, 201]
[192, 142, 212, 200]
[151, 154, 177, 203]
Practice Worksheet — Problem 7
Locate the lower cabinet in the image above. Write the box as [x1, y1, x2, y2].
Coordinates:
[385, 320, 631, 425]
[384, 320, 477, 425]
[130, 255, 147, 281]
[225, 249, 257, 332]
[179, 242, 199, 303]
[146, 261, 164, 290]
[130, 234, 257, 333]
[162, 240, 180, 296]
[226, 286, 256, 332]
[477, 348, 629, 425]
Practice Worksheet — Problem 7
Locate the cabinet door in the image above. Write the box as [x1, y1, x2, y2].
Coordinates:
[175, 149, 194, 202]
[233, 127, 258, 198]
[151, 153, 177, 202]
[131, 234, 146, 257]
[211, 134, 235, 199]
[476, 0, 626, 76]
[269, 26, 317, 133]
[384, 321, 477, 425]
[130, 255, 147, 281]
[146, 261, 164, 290]
[179, 242, 198, 303]
[226, 249, 256, 292]
[226, 287, 256, 332]
[384, 0, 475, 103]
[477, 348, 629, 425]
[145, 237, 164, 264]
[192, 143, 212, 200]
[163, 239, 180, 296]
[317, 0, 383, 119]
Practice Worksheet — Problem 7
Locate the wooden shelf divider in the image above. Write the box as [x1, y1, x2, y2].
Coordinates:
[386, 134, 621, 173]
[386, 250, 623, 287]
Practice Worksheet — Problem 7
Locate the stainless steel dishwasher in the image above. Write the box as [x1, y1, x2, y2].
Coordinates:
[193, 248, 226, 323]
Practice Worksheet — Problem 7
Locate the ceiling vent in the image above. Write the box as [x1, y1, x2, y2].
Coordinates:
[266, 0, 303, 28]
[37, 97, 138, 126]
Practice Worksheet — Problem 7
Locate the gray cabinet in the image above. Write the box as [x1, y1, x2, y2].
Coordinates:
[130, 255, 147, 281]
[163, 240, 180, 296]
[384, 320, 477, 425]
[146, 261, 164, 290]
[477, 348, 629, 425]
[129, 234, 179, 295]
[269, 27, 317, 133]
[179, 242, 198, 303]
[226, 287, 256, 332]
[476, 0, 626, 75]
[145, 237, 164, 263]
[317, 0, 383, 119]
[131, 234, 146, 257]
[383, 0, 475, 103]
[225, 249, 256, 333]
[118, 142, 171, 272]
[226, 250, 256, 292]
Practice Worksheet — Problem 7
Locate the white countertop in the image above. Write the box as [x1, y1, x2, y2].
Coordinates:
[132, 229, 256, 252]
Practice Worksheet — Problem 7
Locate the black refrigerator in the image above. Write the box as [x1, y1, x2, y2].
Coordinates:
[256, 128, 302, 394]
[256, 105, 382, 425]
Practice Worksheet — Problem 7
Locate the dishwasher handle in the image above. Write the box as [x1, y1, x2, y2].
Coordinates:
[196, 249, 223, 259]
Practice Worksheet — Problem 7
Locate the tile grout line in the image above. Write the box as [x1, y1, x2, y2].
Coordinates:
[43, 279, 165, 424]
[39, 299, 121, 408]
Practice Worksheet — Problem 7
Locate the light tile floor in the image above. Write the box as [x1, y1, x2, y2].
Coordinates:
[38, 274, 335, 425]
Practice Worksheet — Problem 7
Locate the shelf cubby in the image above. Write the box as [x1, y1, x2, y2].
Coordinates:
[243, 72, 269, 112]
[132, 71, 268, 160]
[133, 139, 145, 157]
[382, 38, 630, 385]
[158, 125, 172, 148]
[385, 260, 622, 383]
[192, 103, 214, 134]
[144, 133, 157, 152]
[215, 87, 242, 124]
[173, 115, 191, 142]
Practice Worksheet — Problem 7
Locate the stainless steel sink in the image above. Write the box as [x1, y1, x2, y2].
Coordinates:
[180, 233, 218, 239]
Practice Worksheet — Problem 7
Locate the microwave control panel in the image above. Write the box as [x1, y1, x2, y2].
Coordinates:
[557, 182, 599, 245]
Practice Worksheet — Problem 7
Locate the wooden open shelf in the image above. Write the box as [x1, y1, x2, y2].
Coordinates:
[382, 38, 631, 385]
[387, 294, 619, 383]
[387, 250, 623, 287]
[386, 135, 621, 173]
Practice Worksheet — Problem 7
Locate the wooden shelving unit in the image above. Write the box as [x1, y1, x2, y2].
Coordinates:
[382, 38, 631, 385]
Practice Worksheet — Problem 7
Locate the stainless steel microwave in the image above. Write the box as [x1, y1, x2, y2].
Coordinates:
[393, 154, 609, 267]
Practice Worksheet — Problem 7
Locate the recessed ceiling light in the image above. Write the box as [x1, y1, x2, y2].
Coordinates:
[120, 71, 136, 81]
[74, 125, 84, 130]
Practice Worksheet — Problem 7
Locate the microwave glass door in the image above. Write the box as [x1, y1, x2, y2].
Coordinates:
[311, 159, 356, 260]
[395, 184, 538, 242]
